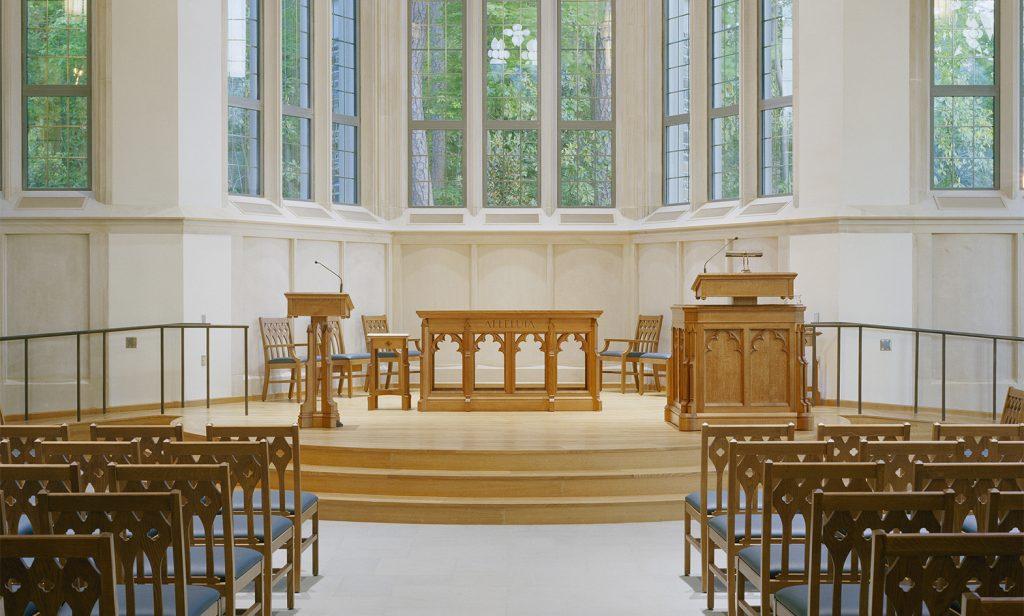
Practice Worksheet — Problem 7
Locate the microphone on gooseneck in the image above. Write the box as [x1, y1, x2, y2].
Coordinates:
[703, 236, 740, 273]
[314, 261, 344, 293]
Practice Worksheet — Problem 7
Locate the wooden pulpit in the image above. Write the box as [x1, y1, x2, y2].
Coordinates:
[285, 292, 354, 428]
[664, 272, 811, 431]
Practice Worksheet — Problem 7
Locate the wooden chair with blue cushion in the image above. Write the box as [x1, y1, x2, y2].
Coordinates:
[705, 440, 830, 613]
[913, 461, 1024, 533]
[0, 463, 81, 535]
[111, 463, 265, 616]
[599, 314, 662, 393]
[0, 424, 69, 463]
[735, 461, 885, 616]
[91, 424, 184, 463]
[868, 532, 1024, 616]
[327, 315, 370, 398]
[0, 534, 119, 616]
[815, 422, 911, 462]
[39, 491, 223, 616]
[165, 440, 295, 615]
[860, 439, 964, 491]
[206, 424, 317, 594]
[40, 440, 141, 492]
[258, 317, 306, 402]
[931, 422, 1024, 461]
[684, 424, 795, 591]
[361, 314, 420, 390]
[1001, 387, 1024, 424]
[771, 490, 956, 616]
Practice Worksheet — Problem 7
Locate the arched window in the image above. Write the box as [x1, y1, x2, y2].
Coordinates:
[23, 0, 91, 191]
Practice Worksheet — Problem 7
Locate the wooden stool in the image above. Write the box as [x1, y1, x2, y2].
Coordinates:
[368, 333, 411, 411]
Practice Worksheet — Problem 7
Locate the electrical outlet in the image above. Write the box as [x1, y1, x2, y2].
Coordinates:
[880, 339, 892, 352]
[126, 337, 138, 349]
[201, 355, 207, 367]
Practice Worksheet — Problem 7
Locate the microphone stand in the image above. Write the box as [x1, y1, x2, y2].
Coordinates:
[314, 260, 344, 293]
[703, 237, 740, 274]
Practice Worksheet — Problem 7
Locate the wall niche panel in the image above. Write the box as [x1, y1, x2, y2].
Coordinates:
[554, 244, 625, 372]
[343, 242, 388, 354]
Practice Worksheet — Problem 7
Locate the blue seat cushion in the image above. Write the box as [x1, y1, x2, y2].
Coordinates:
[116, 584, 221, 616]
[708, 514, 806, 541]
[144, 546, 263, 579]
[962, 514, 978, 533]
[331, 353, 370, 361]
[193, 514, 292, 542]
[599, 350, 644, 358]
[640, 352, 670, 360]
[232, 489, 318, 514]
[268, 357, 302, 365]
[684, 491, 761, 514]
[375, 350, 421, 358]
[738, 544, 853, 577]
[774, 583, 927, 616]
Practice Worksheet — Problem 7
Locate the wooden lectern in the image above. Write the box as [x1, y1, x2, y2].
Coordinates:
[664, 272, 811, 431]
[285, 292, 354, 428]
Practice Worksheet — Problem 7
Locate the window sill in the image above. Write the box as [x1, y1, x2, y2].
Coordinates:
[228, 195, 283, 216]
[17, 192, 91, 209]
[931, 191, 1006, 210]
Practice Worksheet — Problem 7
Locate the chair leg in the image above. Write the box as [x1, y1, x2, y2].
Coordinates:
[619, 358, 627, 393]
[347, 366, 355, 398]
[638, 363, 645, 395]
[286, 540, 295, 608]
[632, 363, 641, 393]
[262, 549, 273, 616]
[654, 365, 663, 391]
[312, 510, 320, 575]
[385, 361, 393, 389]
[262, 367, 271, 401]
[293, 520, 302, 593]
[683, 509, 691, 575]
[288, 369, 296, 400]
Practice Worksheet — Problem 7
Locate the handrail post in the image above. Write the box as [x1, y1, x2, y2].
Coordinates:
[23, 339, 29, 420]
[76, 334, 82, 422]
[243, 325, 249, 416]
[857, 326, 863, 414]
[940, 333, 946, 421]
[102, 331, 108, 414]
[836, 326, 842, 407]
[913, 331, 919, 416]
[206, 326, 211, 409]
[810, 325, 818, 405]
[180, 326, 185, 410]
[160, 327, 165, 414]
[992, 338, 998, 422]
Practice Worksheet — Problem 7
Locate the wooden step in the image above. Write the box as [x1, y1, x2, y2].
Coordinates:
[315, 492, 686, 524]
[298, 464, 697, 497]
[300, 444, 695, 471]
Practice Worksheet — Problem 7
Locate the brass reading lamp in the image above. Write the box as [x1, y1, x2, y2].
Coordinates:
[725, 251, 764, 273]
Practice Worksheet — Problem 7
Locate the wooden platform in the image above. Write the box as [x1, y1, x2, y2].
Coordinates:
[168, 391, 845, 524]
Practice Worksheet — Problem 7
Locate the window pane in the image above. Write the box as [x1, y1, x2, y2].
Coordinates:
[665, 0, 690, 117]
[332, 123, 357, 204]
[411, 129, 464, 206]
[282, 0, 311, 108]
[282, 115, 312, 199]
[932, 96, 995, 189]
[25, 0, 89, 86]
[711, 0, 739, 109]
[25, 95, 89, 190]
[228, 0, 260, 100]
[486, 130, 538, 207]
[761, 0, 792, 99]
[933, 0, 995, 86]
[560, 0, 613, 121]
[332, 0, 357, 116]
[560, 129, 612, 207]
[486, 0, 539, 122]
[761, 106, 792, 196]
[710, 114, 739, 199]
[228, 106, 261, 196]
[665, 123, 690, 205]
[411, 0, 464, 121]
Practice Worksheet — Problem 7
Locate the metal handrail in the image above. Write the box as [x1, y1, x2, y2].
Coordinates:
[1, 323, 249, 421]
[808, 321, 1022, 421]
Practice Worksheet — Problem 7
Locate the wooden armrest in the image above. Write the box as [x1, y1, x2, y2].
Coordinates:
[600, 338, 642, 353]
[265, 343, 301, 349]
[410, 339, 422, 353]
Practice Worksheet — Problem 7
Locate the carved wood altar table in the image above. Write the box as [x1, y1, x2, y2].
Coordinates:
[416, 310, 603, 412]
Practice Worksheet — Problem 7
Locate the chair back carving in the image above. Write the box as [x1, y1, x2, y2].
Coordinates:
[760, 461, 885, 580]
[111, 463, 236, 613]
[40, 440, 141, 492]
[932, 423, 1024, 461]
[806, 491, 956, 616]
[816, 423, 911, 462]
[914, 462, 1024, 530]
[861, 440, 963, 491]
[869, 532, 1024, 616]
[206, 424, 300, 514]
[726, 440, 829, 548]
[698, 423, 796, 514]
[327, 316, 348, 355]
[985, 489, 1024, 533]
[0, 534, 118, 616]
[90, 424, 184, 463]
[0, 463, 81, 535]
[362, 314, 390, 350]
[633, 315, 663, 354]
[39, 491, 189, 616]
[1001, 387, 1024, 424]
[992, 440, 1024, 462]
[0, 424, 69, 463]
[164, 440, 272, 550]
[259, 317, 298, 363]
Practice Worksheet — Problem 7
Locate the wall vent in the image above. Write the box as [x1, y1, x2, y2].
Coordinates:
[409, 212, 464, 224]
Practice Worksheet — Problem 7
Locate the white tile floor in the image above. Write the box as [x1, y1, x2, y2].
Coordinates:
[260, 520, 728, 616]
